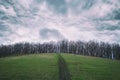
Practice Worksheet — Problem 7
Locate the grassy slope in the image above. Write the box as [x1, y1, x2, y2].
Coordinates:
[62, 54, 120, 80]
[0, 54, 58, 80]
[0, 53, 120, 80]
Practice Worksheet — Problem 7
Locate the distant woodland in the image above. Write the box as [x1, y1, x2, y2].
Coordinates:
[0, 40, 120, 60]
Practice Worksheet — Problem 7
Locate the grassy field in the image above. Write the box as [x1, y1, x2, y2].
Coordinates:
[0, 54, 58, 80]
[62, 54, 120, 80]
[0, 53, 120, 80]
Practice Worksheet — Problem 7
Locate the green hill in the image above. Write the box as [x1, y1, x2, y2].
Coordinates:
[0, 53, 120, 80]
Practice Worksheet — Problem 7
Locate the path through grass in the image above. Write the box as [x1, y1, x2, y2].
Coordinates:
[58, 54, 71, 80]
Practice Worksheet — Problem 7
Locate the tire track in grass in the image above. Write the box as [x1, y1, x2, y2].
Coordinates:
[58, 54, 71, 80]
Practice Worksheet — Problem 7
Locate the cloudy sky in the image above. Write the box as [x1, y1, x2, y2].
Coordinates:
[0, 0, 120, 44]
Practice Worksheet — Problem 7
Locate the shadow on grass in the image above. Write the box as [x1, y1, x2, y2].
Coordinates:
[58, 54, 71, 80]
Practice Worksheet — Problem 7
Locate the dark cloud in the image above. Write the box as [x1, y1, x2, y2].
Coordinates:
[113, 9, 120, 20]
[104, 8, 120, 20]
[0, 23, 11, 38]
[0, 23, 9, 31]
[13, 3, 29, 17]
[68, 0, 95, 14]
[97, 24, 120, 31]
[46, 0, 67, 14]
[40, 28, 64, 40]
[0, 0, 13, 8]
[0, 10, 5, 19]
[0, 10, 20, 25]
[35, 0, 44, 3]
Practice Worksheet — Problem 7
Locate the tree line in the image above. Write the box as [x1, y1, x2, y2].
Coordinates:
[0, 40, 120, 60]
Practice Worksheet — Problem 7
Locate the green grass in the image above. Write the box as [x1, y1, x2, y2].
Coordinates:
[62, 54, 120, 80]
[0, 54, 58, 80]
[0, 53, 120, 80]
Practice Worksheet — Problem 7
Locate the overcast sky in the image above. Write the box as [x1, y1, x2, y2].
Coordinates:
[0, 0, 120, 44]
